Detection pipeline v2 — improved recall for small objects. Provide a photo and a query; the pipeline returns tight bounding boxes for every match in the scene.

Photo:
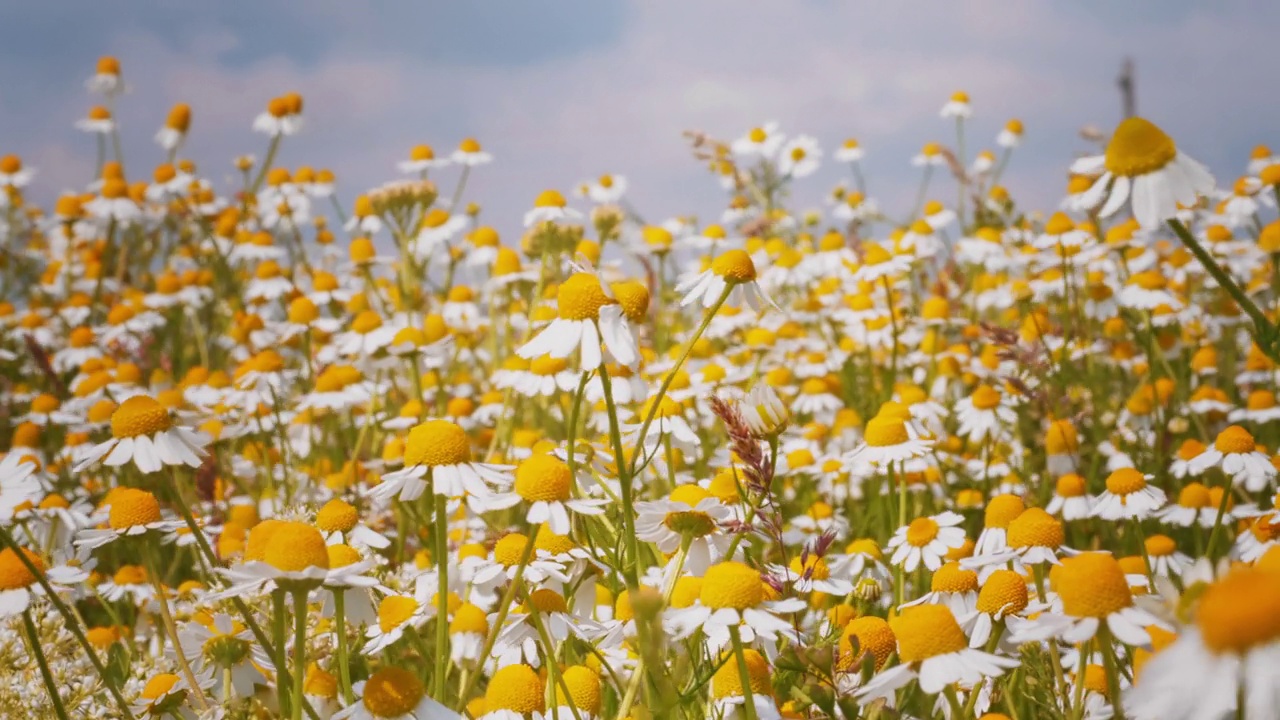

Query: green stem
[335,590,353,704]
[1168,218,1275,349]
[292,592,308,720]
[23,610,70,720]
[433,491,451,698]
[250,134,282,194]
[728,625,760,720]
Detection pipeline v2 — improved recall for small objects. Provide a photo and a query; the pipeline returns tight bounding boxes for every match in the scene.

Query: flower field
[3,58,1280,719]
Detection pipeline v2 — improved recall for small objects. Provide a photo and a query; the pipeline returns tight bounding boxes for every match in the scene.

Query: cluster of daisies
[3,59,1280,720]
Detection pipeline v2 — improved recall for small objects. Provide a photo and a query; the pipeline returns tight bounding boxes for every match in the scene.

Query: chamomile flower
[677,249,776,311]
[1074,117,1215,229]
[888,512,967,572]
[517,272,638,371]
[482,453,607,535]
[334,666,458,719]
[372,420,512,508]
[74,395,207,474]
[1092,468,1167,520]
[1011,552,1165,647]
[1126,567,1280,720]
[1189,425,1277,492]
[856,603,1017,703]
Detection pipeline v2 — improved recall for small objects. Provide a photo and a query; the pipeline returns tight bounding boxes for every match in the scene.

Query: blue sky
[0,1,1274,236]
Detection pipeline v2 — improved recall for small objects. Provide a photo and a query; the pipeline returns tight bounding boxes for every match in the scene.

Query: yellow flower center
[1007,508,1064,549]
[315,499,358,533]
[671,576,703,608]
[351,310,383,335]
[984,494,1025,529]
[976,570,1029,615]
[1045,420,1079,455]
[362,667,425,718]
[493,533,529,567]
[1177,483,1211,509]
[1105,468,1147,496]
[514,454,572,502]
[288,297,319,324]
[610,280,650,322]
[710,249,758,282]
[838,616,896,672]
[534,189,566,209]
[1215,425,1257,455]
[905,517,939,547]
[891,604,968,661]
[864,416,909,447]
[485,664,545,713]
[327,544,361,568]
[712,648,773,699]
[459,138,482,153]
[970,384,1002,410]
[529,355,569,376]
[403,419,471,467]
[1196,568,1280,654]
[1144,534,1177,557]
[141,674,180,701]
[69,326,95,348]
[789,555,831,581]
[556,272,613,321]
[1104,117,1178,177]
[554,666,601,713]
[110,395,172,439]
[748,127,768,143]
[262,522,330,573]
[1054,553,1132,618]
[108,488,162,530]
[378,595,420,633]
[450,603,488,635]
[862,244,893,266]
[1055,473,1087,498]
[0,548,42,590]
[700,561,765,610]
[304,665,338,700]
[931,561,978,593]
[524,588,568,614]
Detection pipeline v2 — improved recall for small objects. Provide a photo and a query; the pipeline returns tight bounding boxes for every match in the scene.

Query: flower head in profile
[677,249,776,311]
[74,395,207,474]
[1074,116,1215,229]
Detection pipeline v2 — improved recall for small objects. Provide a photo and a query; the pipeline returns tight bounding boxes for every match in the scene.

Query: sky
[0,1,1274,237]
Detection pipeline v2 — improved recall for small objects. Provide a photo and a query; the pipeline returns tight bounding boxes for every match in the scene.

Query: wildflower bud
[854,576,882,603]
[742,384,789,437]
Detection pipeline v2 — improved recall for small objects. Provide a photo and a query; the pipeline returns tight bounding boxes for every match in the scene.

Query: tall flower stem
[728,625,760,720]
[1168,218,1276,354]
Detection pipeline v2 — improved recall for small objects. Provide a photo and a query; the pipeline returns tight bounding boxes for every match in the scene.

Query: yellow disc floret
[514,454,572,503]
[111,395,172,439]
[108,487,162,530]
[1054,553,1132,618]
[362,666,425,718]
[485,664,545,713]
[700,561,765,610]
[403,420,471,467]
[1104,117,1177,177]
[891,604,968,661]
